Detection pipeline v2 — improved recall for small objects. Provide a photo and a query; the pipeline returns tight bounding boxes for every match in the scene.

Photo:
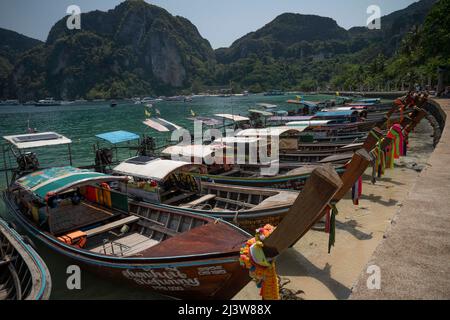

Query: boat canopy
[214,114,250,122]
[248,109,273,116]
[161,144,227,159]
[299,101,318,108]
[348,102,376,106]
[287,100,318,108]
[213,136,263,145]
[268,116,315,122]
[315,110,359,118]
[272,110,289,116]
[188,117,222,126]
[3,132,72,149]
[286,120,333,127]
[236,126,307,137]
[15,166,127,200]
[95,131,140,144]
[143,118,182,132]
[113,158,204,181]
[257,103,278,109]
[356,98,381,104]
[321,106,367,112]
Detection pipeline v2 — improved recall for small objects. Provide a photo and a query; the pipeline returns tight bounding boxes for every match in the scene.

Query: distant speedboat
[264,90,285,96]
[164,95,186,102]
[35,98,61,107]
[0,100,20,106]
[110,101,118,108]
[140,97,162,104]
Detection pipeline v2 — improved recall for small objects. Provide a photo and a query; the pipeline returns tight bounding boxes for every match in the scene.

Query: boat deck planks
[180,194,216,208]
[50,202,116,235]
[89,233,159,256]
[138,222,249,258]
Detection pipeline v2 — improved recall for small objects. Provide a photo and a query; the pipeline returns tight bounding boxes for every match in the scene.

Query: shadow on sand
[336,220,373,240]
[276,249,352,299]
[359,194,398,206]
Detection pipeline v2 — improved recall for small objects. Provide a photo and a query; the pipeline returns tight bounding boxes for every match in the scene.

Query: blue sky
[0,0,419,48]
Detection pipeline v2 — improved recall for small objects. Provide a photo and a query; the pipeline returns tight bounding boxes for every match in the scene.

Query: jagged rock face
[216,0,438,64]
[1,0,440,99]
[216,13,349,63]
[147,30,186,87]
[10,0,215,99]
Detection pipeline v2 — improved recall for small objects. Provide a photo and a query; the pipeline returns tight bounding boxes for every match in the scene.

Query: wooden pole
[263,165,342,258]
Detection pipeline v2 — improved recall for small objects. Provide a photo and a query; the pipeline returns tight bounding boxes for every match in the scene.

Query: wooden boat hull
[147,198,292,233]
[0,218,52,300]
[196,167,346,190]
[2,192,251,300]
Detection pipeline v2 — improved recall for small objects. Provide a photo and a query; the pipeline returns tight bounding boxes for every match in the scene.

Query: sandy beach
[235,120,434,300]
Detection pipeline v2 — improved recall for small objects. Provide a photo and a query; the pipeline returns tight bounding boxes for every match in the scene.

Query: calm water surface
[0,93,337,299]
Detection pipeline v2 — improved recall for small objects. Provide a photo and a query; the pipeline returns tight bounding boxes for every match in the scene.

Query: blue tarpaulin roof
[16,166,126,200]
[96,131,140,144]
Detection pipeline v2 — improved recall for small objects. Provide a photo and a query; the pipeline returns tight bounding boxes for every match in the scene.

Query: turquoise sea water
[0,93,338,299]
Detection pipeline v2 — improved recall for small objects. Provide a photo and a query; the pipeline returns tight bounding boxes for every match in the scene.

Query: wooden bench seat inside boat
[89,232,159,256]
[163,192,196,205]
[84,216,140,238]
[180,194,216,208]
[50,202,116,236]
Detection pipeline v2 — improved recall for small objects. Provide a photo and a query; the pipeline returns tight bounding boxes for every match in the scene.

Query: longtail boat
[192,150,372,232]
[111,147,373,233]
[192,128,382,190]
[0,218,52,300]
[2,163,342,299]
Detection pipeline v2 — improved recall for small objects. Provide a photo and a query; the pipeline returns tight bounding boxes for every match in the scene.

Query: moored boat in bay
[2,160,342,299]
[0,218,52,300]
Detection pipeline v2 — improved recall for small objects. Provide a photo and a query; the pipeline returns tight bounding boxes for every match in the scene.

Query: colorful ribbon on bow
[325,202,339,254]
[352,176,363,205]
[239,224,280,300]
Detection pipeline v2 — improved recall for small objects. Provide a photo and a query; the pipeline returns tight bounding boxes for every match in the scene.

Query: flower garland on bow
[239,224,280,300]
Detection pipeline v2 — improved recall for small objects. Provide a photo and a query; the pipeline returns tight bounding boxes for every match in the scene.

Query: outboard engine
[95,148,113,173]
[138,136,156,157]
[16,152,39,173]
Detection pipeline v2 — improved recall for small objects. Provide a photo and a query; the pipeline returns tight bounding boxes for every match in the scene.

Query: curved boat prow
[363,127,383,152]
[0,218,52,300]
[334,149,372,201]
[262,166,343,258]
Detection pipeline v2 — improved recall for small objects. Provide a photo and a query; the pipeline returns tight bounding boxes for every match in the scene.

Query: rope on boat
[278,277,305,300]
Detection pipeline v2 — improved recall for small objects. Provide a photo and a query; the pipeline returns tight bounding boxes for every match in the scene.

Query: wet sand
[235,120,434,300]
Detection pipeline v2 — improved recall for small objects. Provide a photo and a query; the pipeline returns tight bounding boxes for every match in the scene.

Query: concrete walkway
[350,99,450,300]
